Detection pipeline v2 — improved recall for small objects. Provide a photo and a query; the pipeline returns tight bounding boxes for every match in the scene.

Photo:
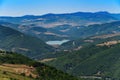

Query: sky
[0,0,120,16]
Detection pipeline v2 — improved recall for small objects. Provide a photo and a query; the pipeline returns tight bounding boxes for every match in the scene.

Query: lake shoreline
[46,40,69,45]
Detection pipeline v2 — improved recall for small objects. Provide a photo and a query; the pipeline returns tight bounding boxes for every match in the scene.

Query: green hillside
[0,50,80,80]
[46,43,120,79]
[0,25,54,58]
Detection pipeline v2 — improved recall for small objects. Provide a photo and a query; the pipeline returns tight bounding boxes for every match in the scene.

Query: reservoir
[46,40,69,45]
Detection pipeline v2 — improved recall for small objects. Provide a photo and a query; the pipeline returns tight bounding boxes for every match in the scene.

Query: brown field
[0,64,38,79]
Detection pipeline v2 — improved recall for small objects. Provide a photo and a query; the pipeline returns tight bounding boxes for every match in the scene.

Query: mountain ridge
[0,11,119,17]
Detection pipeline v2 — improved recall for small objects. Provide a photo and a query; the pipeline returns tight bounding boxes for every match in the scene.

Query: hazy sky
[0,0,120,16]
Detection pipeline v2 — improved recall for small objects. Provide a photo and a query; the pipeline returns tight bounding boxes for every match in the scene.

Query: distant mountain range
[0,11,120,41]
[0,11,119,26]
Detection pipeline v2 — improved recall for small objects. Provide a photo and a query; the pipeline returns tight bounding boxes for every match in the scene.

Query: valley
[0,11,120,80]
[1,0,120,79]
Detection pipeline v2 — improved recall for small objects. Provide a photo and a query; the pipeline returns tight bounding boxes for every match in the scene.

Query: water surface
[46,40,69,45]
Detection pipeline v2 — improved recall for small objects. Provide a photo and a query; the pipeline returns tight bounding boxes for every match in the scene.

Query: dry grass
[40,58,56,63]
[97,40,120,46]
[0,64,38,79]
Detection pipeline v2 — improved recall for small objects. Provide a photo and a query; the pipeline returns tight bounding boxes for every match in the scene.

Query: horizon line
[0,11,120,17]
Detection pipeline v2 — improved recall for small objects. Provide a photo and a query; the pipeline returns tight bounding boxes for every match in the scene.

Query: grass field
[0,64,38,80]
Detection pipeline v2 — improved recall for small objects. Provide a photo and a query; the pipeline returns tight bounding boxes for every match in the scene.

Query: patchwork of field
[0,64,38,80]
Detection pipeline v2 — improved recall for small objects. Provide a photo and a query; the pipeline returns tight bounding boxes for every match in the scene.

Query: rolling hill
[0,25,55,59]
[46,42,120,79]
[59,21,120,50]
[0,11,120,41]
[0,50,80,80]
